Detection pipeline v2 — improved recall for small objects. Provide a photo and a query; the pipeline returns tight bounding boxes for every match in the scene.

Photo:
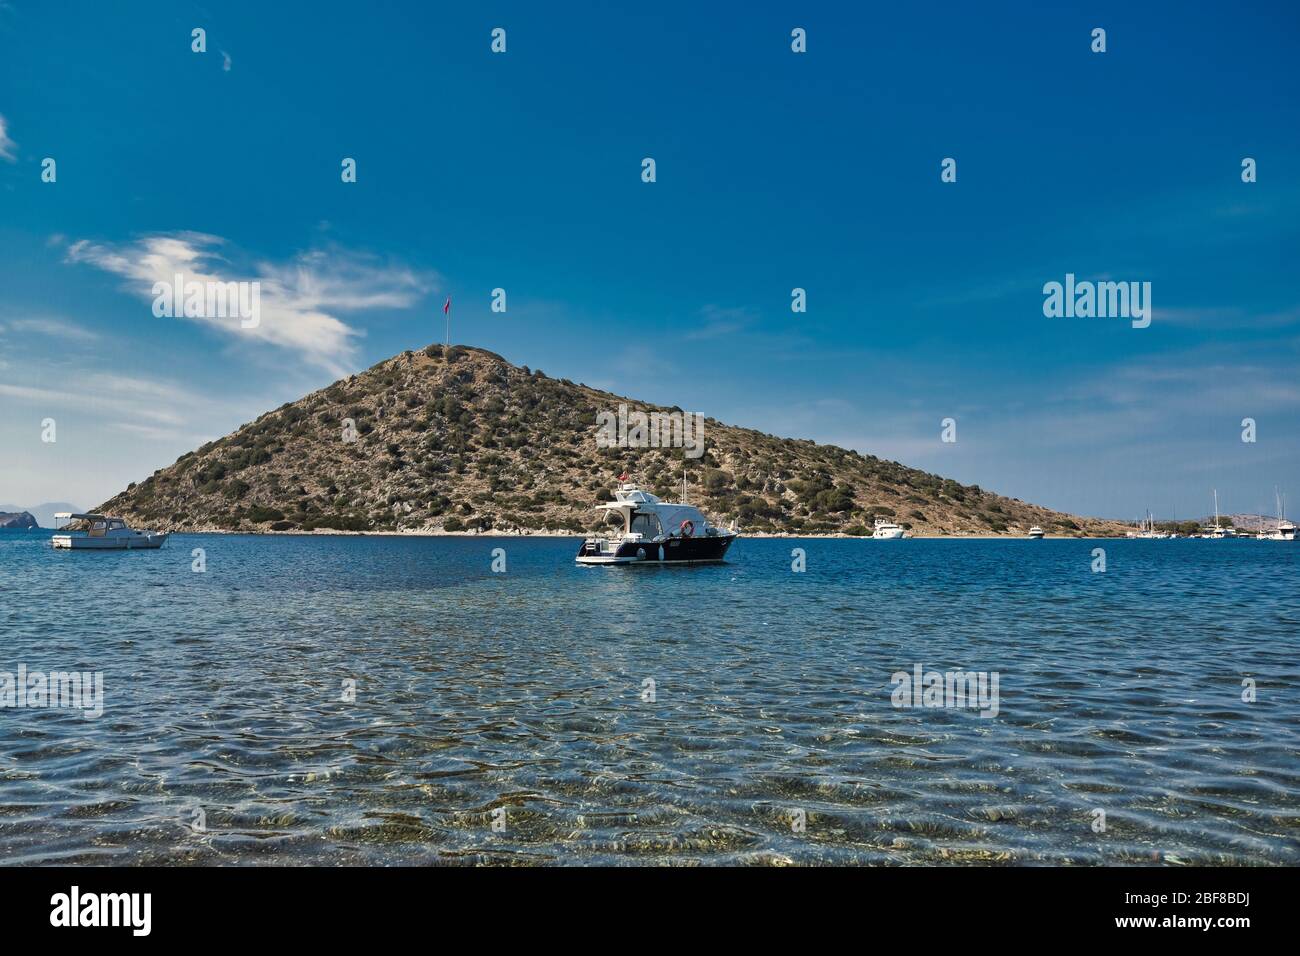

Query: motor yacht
[871,518,906,540]
[576,483,737,565]
[1260,490,1296,541]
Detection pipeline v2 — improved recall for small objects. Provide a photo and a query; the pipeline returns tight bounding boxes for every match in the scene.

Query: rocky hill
[98,345,1128,537]
[0,502,80,529]
[0,511,38,529]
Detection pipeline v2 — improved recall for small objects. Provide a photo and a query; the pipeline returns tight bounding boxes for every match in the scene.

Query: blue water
[1,530,1298,865]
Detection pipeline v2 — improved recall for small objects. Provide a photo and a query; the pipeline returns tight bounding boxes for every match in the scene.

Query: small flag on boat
[618,472,629,482]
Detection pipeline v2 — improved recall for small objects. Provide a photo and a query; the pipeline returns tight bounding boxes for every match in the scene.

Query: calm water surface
[2,532,1298,865]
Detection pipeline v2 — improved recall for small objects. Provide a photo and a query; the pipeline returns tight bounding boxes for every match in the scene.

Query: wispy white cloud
[0,316,101,343]
[0,364,282,506]
[0,113,16,162]
[64,232,433,374]
[679,302,817,356]
[0,373,201,429]
[685,305,755,341]
[221,50,232,72]
[1152,304,1300,331]
[1059,352,1300,415]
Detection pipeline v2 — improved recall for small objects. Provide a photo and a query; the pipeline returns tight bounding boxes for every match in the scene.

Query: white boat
[1027,526,1045,539]
[576,482,737,565]
[1266,522,1296,541]
[1200,489,1228,538]
[1259,489,1296,541]
[51,512,168,550]
[872,518,906,539]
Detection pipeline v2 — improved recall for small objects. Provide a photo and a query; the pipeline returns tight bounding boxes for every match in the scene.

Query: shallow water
[1,531,1298,865]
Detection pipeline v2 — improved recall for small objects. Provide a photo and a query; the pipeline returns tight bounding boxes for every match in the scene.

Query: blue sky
[2,0,1298,520]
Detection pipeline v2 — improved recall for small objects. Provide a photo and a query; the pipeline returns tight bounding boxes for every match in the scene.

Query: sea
[1,530,1297,865]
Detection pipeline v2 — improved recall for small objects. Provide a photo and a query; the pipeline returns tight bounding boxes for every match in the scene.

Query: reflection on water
[1,531,1298,865]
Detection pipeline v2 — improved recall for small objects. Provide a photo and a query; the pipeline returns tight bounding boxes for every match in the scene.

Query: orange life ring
[680,520,694,538]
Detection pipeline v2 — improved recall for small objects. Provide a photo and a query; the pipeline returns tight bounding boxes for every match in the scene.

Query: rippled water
[1,530,1298,865]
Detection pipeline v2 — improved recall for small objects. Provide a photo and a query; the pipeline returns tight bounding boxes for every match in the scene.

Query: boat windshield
[630,512,662,537]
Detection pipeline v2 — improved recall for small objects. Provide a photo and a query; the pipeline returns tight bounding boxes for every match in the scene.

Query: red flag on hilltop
[443,296,451,315]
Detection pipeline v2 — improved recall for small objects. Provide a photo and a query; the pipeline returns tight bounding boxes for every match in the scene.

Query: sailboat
[1128,510,1165,539]
[1201,490,1227,539]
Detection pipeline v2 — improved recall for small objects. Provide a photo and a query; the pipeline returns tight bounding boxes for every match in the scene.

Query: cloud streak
[0,372,211,430]
[0,113,16,162]
[0,316,101,343]
[65,233,433,374]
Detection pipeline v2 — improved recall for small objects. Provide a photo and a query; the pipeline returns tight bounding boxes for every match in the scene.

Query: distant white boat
[1129,510,1166,538]
[1263,523,1295,541]
[1259,489,1296,541]
[51,513,168,550]
[872,518,905,539]
[1027,526,1045,539]
[1200,489,1229,538]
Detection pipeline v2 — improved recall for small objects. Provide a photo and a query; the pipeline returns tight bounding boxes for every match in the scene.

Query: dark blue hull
[576,533,737,564]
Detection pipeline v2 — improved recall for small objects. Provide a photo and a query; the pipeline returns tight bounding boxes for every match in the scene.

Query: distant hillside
[1147,513,1288,535]
[98,345,1129,537]
[0,511,38,529]
[1224,513,1287,532]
